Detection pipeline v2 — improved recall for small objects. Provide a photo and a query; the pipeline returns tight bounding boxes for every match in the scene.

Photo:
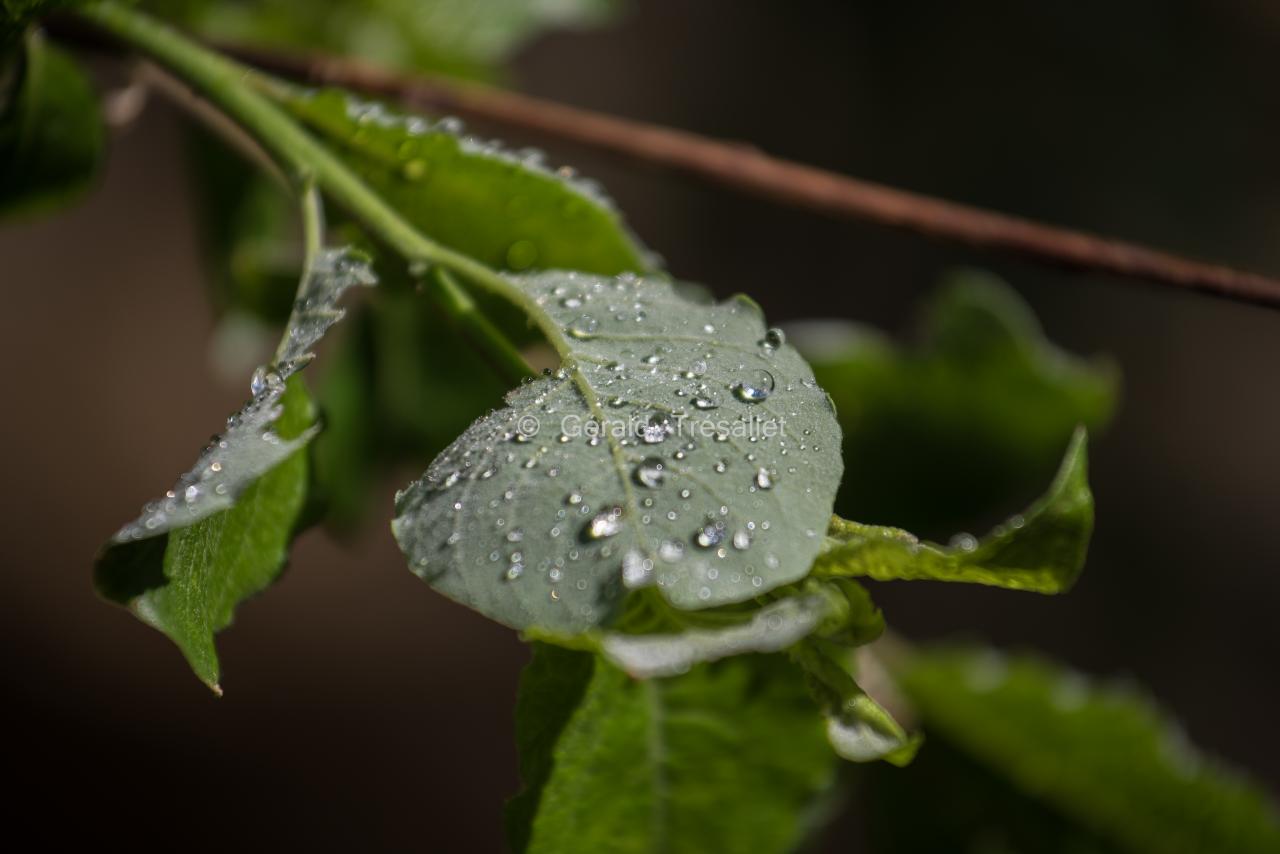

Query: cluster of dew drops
[409,272,833,613]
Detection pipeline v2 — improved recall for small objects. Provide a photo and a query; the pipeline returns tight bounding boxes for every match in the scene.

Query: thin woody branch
[51,13,1280,311]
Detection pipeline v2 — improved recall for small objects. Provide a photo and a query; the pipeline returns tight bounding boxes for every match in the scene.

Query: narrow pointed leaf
[890,647,1280,854]
[508,647,837,854]
[95,244,375,688]
[392,271,843,633]
[816,426,1092,593]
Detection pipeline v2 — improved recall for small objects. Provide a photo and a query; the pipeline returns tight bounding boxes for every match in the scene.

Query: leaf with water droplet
[94,240,375,690]
[506,644,837,854]
[789,270,1116,533]
[792,639,920,766]
[392,271,843,633]
[816,427,1092,593]
[270,87,652,275]
[880,646,1280,853]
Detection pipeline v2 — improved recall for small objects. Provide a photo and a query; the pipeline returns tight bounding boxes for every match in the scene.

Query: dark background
[3,0,1278,849]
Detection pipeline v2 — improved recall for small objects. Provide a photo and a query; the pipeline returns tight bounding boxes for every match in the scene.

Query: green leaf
[889,647,1280,854]
[156,0,619,78]
[95,376,313,692]
[1,1,75,47]
[273,87,651,276]
[815,426,1092,593]
[392,272,844,633]
[0,32,103,218]
[508,647,837,854]
[790,271,1115,532]
[95,237,376,689]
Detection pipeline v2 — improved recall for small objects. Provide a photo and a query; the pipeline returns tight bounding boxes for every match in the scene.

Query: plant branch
[217,44,1280,311]
[73,3,545,370]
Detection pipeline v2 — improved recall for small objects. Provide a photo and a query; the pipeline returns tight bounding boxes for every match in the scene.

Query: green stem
[428,268,534,386]
[75,2,559,361]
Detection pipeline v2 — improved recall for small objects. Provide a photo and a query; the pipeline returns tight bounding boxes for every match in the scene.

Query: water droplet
[633,457,666,488]
[505,562,524,581]
[659,540,685,562]
[560,296,583,309]
[695,520,726,548]
[401,159,428,181]
[622,550,654,588]
[249,367,282,397]
[506,240,539,271]
[732,369,775,403]
[732,529,752,550]
[568,315,599,338]
[641,413,671,444]
[692,395,718,410]
[761,328,786,351]
[566,492,583,506]
[949,532,978,552]
[585,507,623,539]
[754,468,773,490]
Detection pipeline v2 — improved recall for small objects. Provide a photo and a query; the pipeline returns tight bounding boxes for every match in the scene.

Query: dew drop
[568,315,599,338]
[761,328,786,351]
[585,507,623,539]
[622,549,654,589]
[695,520,726,548]
[633,457,666,488]
[754,468,773,490]
[732,369,775,403]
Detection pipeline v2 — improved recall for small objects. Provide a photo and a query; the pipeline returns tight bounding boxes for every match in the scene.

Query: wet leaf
[792,639,920,765]
[790,271,1115,533]
[888,647,1280,854]
[274,87,651,276]
[392,271,843,633]
[816,426,1092,593]
[0,33,103,218]
[95,243,375,690]
[507,645,836,854]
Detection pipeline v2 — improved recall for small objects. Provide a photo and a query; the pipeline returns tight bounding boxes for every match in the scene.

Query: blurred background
[3,0,1278,849]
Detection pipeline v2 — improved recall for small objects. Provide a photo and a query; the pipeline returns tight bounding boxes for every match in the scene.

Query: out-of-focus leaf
[816,426,1092,593]
[789,271,1115,533]
[1,1,75,47]
[95,242,375,690]
[153,0,618,79]
[507,645,836,854]
[273,87,651,276]
[886,647,1280,854]
[392,271,843,633]
[0,33,103,218]
[185,130,299,322]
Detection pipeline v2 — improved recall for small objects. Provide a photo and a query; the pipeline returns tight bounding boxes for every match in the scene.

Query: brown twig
[216,45,1280,311]
[47,9,1280,311]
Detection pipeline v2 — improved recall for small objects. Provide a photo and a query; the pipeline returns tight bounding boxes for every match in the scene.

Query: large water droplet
[585,507,623,539]
[506,240,539,271]
[640,413,671,444]
[568,315,599,338]
[754,468,774,490]
[695,520,726,548]
[732,369,775,403]
[633,457,666,488]
[761,328,786,351]
[250,367,283,397]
